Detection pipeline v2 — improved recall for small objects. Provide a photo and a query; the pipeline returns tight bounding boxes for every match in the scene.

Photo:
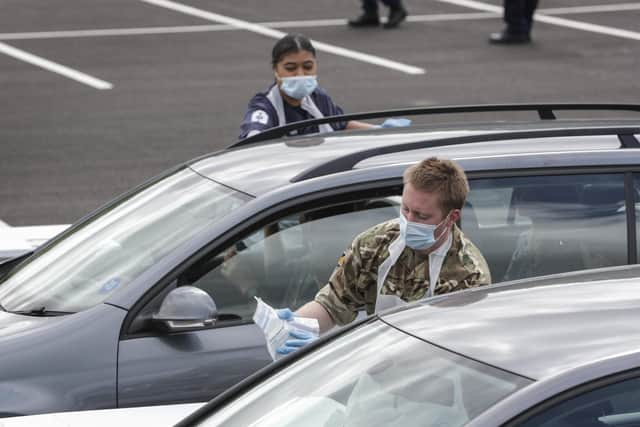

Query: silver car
[177,264,640,427]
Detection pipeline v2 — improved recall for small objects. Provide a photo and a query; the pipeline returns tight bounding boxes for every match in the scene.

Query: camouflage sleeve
[438,240,492,294]
[465,244,492,287]
[314,237,370,326]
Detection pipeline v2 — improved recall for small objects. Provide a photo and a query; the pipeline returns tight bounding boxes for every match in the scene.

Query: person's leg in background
[381,0,408,29]
[524,0,539,36]
[489,0,536,44]
[348,0,382,27]
[348,0,408,29]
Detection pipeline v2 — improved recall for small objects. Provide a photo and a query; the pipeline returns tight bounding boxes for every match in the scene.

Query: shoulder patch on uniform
[337,253,346,266]
[251,110,269,124]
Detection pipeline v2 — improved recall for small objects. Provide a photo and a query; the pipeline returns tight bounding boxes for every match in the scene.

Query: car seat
[504,184,588,280]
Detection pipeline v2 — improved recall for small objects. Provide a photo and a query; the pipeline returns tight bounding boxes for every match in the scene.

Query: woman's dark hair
[271,33,316,67]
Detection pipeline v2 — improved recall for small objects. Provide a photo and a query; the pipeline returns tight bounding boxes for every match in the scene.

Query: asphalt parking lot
[1,0,639,225]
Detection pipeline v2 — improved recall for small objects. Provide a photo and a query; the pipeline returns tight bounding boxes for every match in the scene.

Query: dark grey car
[0,104,639,416]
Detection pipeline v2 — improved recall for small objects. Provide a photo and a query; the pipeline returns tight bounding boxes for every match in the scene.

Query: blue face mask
[399,213,450,250]
[279,75,318,100]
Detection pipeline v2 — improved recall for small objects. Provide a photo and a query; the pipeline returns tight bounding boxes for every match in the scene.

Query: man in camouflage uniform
[313,218,490,326]
[281,157,491,347]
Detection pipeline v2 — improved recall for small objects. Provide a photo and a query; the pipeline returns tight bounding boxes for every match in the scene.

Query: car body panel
[118,323,269,407]
[0,304,123,416]
[192,122,640,195]
[381,275,640,380]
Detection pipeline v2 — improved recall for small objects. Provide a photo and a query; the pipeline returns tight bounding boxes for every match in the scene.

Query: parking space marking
[1,3,637,45]
[1,4,638,41]
[436,0,640,41]
[0,42,113,89]
[138,0,425,75]
[542,3,640,15]
[0,25,237,40]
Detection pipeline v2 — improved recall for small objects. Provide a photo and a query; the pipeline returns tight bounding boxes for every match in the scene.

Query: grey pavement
[1,0,639,225]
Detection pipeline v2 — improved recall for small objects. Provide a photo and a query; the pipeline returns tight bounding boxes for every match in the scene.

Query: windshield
[198,320,531,427]
[0,167,250,314]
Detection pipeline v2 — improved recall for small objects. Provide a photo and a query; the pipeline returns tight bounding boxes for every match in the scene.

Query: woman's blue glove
[380,118,412,128]
[275,308,317,355]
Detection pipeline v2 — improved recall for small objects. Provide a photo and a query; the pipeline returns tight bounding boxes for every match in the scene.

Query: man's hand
[275,308,317,355]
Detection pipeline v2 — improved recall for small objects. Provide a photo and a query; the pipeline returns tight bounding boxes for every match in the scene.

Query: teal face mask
[279,75,318,100]
[399,212,450,250]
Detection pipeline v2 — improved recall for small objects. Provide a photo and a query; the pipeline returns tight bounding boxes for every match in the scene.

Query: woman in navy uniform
[239,34,379,140]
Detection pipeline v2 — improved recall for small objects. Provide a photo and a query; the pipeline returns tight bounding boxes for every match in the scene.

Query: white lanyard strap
[266,85,334,134]
[377,231,406,296]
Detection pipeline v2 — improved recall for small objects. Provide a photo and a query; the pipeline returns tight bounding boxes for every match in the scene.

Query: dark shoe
[348,13,380,27]
[383,7,408,29]
[488,31,531,44]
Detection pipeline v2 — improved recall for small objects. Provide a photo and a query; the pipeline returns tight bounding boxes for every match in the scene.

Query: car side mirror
[152,286,218,333]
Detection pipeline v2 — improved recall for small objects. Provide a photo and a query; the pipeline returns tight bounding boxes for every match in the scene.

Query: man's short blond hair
[403,157,469,213]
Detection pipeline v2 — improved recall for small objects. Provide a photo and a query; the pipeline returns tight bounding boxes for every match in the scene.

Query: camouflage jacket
[315,220,491,325]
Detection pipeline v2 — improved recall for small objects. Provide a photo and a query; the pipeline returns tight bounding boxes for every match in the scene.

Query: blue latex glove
[276,329,316,355]
[276,308,294,321]
[275,308,316,355]
[380,117,412,128]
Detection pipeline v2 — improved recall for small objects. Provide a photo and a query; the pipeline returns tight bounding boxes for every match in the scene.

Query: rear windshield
[198,320,531,427]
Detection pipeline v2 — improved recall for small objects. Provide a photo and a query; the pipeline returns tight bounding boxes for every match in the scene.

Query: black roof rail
[230,103,640,148]
[290,126,640,183]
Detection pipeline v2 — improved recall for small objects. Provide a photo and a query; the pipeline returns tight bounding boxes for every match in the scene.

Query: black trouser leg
[525,0,539,32]
[504,0,536,35]
[362,0,380,15]
[381,0,403,10]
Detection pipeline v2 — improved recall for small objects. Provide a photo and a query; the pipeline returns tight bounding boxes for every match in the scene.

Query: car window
[197,320,530,427]
[0,168,250,314]
[464,174,627,283]
[515,375,640,427]
[179,197,401,324]
[633,174,640,255]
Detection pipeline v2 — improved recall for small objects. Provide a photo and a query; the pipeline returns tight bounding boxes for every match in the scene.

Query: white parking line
[0,25,237,40]
[138,0,425,75]
[1,4,638,41]
[541,3,640,15]
[0,42,113,89]
[435,0,640,41]
[0,3,638,44]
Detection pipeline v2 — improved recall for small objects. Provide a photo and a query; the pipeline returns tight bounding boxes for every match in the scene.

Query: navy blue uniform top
[239,84,348,140]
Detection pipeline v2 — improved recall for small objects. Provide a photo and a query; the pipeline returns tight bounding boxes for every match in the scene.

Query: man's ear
[450,209,461,224]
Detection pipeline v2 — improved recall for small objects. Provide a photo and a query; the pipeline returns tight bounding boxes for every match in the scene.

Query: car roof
[191,119,640,195]
[381,265,640,381]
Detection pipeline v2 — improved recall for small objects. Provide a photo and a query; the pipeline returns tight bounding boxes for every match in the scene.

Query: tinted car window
[198,320,530,427]
[464,174,627,282]
[517,375,640,427]
[181,198,400,323]
[0,168,250,313]
[634,174,640,255]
